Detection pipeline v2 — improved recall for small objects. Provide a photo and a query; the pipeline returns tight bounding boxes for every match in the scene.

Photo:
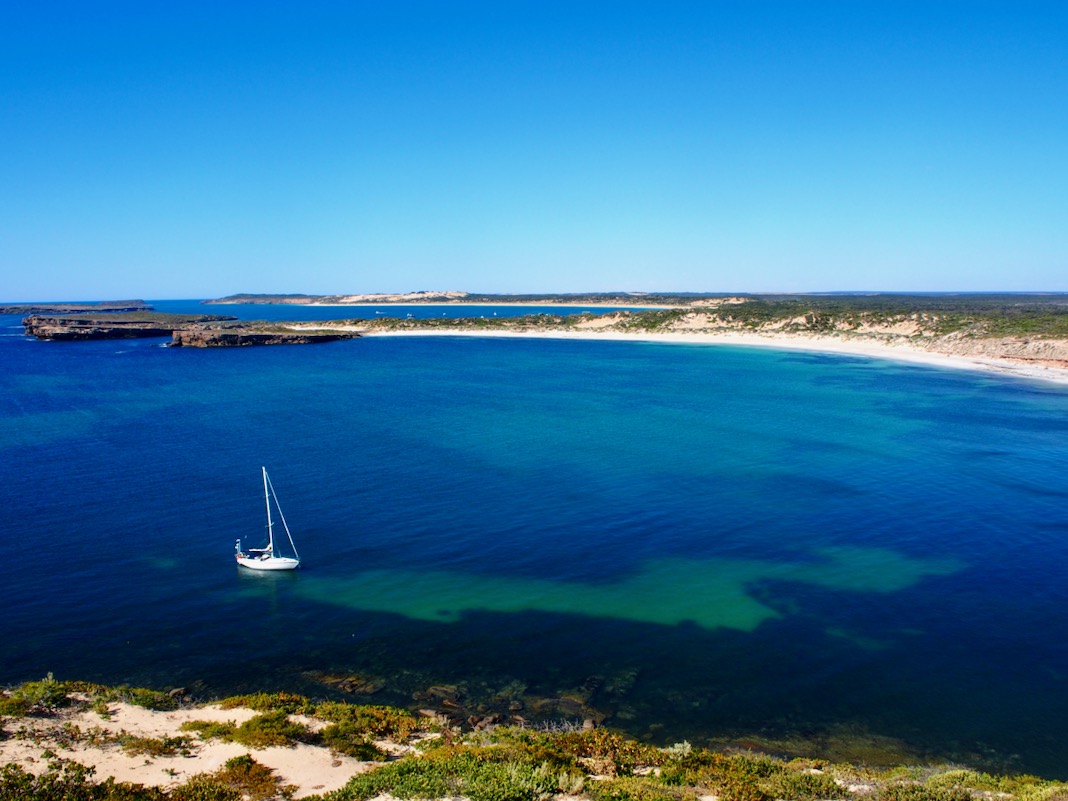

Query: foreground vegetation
[3,678,1068,801]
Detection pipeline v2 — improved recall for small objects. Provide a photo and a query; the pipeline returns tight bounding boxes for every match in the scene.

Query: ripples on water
[2,307,1068,776]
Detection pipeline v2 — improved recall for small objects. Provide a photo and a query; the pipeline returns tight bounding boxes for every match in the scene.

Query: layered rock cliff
[171,327,359,347]
[22,314,234,340]
[22,314,359,346]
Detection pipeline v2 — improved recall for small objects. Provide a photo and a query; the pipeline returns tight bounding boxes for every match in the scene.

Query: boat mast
[264,469,300,562]
[262,466,275,556]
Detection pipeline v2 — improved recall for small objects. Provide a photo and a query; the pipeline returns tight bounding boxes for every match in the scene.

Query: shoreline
[363,328,1068,387]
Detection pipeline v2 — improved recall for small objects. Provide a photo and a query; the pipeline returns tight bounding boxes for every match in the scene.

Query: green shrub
[206,754,296,801]
[11,674,72,712]
[587,775,698,801]
[1015,786,1068,801]
[878,785,973,801]
[554,729,662,776]
[661,751,844,801]
[318,721,389,760]
[313,702,422,741]
[169,774,243,801]
[325,745,582,801]
[181,720,238,741]
[118,733,197,757]
[181,712,313,749]
[117,686,179,712]
[229,711,316,749]
[765,769,847,801]
[219,692,312,715]
[0,695,31,718]
[91,698,112,718]
[0,760,166,801]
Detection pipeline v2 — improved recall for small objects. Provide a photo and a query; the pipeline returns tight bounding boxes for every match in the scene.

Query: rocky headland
[22,313,236,341]
[171,324,359,347]
[1,300,153,315]
[21,314,360,346]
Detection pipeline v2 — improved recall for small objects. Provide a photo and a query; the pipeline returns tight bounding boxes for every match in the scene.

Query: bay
[1,307,1067,776]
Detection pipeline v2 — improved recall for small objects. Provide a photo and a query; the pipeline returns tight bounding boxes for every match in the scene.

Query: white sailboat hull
[236,554,300,571]
[235,467,302,571]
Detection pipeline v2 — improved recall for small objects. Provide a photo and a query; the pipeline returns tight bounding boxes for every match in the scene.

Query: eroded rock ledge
[22,314,360,346]
[23,314,235,341]
[171,326,359,347]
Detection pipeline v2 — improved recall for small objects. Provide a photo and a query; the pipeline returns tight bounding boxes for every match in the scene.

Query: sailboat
[235,467,301,571]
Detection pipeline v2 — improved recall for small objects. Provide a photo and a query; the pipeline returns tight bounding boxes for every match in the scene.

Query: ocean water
[2,307,1068,776]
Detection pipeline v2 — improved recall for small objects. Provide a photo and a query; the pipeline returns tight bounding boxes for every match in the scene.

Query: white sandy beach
[360,328,1068,387]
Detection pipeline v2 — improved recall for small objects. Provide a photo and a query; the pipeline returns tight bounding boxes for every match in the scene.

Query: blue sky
[2,1,1066,300]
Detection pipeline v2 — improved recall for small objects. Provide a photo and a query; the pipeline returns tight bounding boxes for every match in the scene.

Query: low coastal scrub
[311,727,1068,801]
[218,692,313,715]
[314,702,422,741]
[181,711,316,749]
[4,674,74,714]
[117,733,196,758]
[202,754,297,801]
[320,743,585,801]
[5,679,1068,801]
[0,675,179,719]
[184,697,423,758]
[0,756,293,801]
[314,703,419,760]
[4,728,1068,801]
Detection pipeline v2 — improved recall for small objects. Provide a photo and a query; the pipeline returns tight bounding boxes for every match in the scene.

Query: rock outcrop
[22,313,361,346]
[22,314,234,340]
[171,327,359,347]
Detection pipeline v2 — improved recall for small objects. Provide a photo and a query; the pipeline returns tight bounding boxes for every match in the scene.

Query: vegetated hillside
[357,298,1068,340]
[203,293,1068,338]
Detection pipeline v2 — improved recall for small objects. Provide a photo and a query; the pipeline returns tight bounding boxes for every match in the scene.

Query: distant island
[203,290,705,307]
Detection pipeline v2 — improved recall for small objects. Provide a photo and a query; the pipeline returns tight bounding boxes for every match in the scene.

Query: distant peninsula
[202,290,697,307]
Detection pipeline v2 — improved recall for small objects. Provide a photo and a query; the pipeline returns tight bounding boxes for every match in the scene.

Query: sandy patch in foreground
[0,702,377,798]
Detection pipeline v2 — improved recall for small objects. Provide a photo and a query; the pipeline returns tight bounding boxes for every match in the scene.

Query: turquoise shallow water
[2,306,1068,775]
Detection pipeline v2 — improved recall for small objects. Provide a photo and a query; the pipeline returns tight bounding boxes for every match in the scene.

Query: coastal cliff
[22,313,235,341]
[21,314,358,346]
[171,326,359,347]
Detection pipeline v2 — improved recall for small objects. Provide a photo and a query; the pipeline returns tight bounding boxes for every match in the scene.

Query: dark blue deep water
[2,304,1068,776]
